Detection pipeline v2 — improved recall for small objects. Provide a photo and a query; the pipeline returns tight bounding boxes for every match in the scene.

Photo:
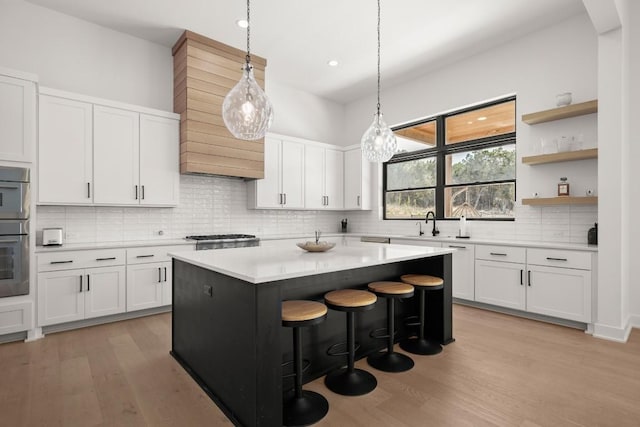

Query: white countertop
[169,240,455,284]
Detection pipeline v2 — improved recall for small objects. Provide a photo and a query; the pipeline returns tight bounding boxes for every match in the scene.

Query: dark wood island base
[171,252,453,426]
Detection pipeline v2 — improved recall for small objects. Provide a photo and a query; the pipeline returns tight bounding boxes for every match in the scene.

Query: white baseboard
[593,321,633,342]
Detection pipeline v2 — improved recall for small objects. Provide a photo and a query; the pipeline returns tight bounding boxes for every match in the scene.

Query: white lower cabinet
[38,266,126,326]
[475,245,592,323]
[126,262,171,311]
[444,243,475,301]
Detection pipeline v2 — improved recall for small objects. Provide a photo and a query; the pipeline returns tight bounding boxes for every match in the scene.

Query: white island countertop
[169,240,455,284]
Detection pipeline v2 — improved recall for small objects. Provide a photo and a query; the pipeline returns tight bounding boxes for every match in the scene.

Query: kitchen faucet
[415,222,424,236]
[425,211,439,236]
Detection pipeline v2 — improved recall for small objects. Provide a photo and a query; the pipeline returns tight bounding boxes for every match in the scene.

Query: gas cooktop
[186,234,260,250]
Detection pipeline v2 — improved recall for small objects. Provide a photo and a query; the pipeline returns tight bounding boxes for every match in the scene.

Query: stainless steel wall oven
[0,166,30,297]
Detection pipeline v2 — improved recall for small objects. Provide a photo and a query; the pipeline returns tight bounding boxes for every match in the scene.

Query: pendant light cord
[246,0,251,64]
[376,0,381,115]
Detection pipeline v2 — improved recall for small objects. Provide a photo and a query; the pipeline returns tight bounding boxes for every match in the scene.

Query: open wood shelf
[522,100,598,125]
[522,196,598,206]
[522,148,598,165]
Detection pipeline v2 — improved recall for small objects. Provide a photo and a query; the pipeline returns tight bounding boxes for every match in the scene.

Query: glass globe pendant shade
[361,112,397,162]
[222,63,273,140]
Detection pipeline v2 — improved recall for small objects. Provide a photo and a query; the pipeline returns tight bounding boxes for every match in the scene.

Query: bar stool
[324,289,377,396]
[282,300,329,426]
[367,281,415,372]
[399,274,444,355]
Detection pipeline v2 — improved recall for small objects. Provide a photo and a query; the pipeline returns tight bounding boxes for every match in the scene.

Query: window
[383,98,516,220]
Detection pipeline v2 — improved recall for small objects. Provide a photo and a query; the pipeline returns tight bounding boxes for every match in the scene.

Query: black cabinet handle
[136,254,154,258]
[158,267,162,283]
[87,274,90,291]
[135,185,138,200]
[87,182,91,198]
[79,275,83,292]
[520,269,523,285]
[528,270,532,286]
[164,267,167,282]
[51,260,73,264]
[357,195,360,206]
[490,252,507,256]
[96,257,116,261]
[141,185,145,200]
[546,257,568,262]
[449,245,467,249]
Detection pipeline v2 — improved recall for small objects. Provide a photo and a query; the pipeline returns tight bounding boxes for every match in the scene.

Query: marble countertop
[169,240,455,284]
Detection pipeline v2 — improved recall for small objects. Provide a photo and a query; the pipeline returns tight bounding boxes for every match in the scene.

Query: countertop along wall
[342,13,599,245]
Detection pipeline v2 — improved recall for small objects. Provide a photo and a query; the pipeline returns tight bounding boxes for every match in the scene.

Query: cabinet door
[526,265,591,322]
[324,149,344,209]
[84,266,126,319]
[255,137,282,208]
[0,74,35,162]
[126,263,163,311]
[281,140,305,208]
[344,148,371,210]
[304,145,325,209]
[38,95,93,204]
[445,243,475,300]
[93,106,140,205]
[475,260,525,310]
[139,114,179,206]
[37,270,85,326]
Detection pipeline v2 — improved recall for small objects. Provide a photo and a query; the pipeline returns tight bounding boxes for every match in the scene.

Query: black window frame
[383,96,517,221]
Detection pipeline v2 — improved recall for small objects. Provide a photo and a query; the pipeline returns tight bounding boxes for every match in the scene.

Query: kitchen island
[169,239,454,427]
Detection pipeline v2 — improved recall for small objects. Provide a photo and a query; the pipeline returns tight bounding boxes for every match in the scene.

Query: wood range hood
[172,30,267,179]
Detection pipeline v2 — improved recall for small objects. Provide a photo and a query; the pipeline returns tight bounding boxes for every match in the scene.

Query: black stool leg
[325,312,377,396]
[283,326,328,426]
[367,297,414,372]
[400,289,442,355]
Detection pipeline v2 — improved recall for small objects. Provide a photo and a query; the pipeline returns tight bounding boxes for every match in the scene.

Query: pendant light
[361,0,397,163]
[222,0,273,140]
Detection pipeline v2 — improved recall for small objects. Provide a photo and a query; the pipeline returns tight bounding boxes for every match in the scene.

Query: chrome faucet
[415,222,424,236]
[426,211,439,236]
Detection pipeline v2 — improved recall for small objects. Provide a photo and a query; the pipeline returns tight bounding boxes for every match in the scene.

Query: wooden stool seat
[282,300,328,323]
[325,289,377,309]
[401,274,444,289]
[368,281,414,296]
[400,274,444,356]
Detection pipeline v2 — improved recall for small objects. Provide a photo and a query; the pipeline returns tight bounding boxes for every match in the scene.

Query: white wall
[343,13,598,243]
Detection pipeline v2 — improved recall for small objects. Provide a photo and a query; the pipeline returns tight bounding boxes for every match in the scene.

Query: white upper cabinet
[0,72,36,163]
[248,136,305,209]
[38,95,93,204]
[37,88,179,206]
[344,148,371,210]
[93,106,140,205]
[304,146,343,210]
[139,114,180,206]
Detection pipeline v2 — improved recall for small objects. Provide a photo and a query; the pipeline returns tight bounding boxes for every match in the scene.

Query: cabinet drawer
[127,244,195,264]
[475,245,525,263]
[527,248,591,270]
[38,249,125,272]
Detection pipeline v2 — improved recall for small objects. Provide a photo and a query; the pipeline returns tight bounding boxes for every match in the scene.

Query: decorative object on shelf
[588,223,598,245]
[341,218,348,233]
[557,177,570,196]
[557,136,571,152]
[222,0,273,140]
[556,92,572,107]
[586,188,594,196]
[532,192,540,198]
[361,0,397,163]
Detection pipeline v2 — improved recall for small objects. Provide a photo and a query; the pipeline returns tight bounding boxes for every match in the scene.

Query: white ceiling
[25,0,587,104]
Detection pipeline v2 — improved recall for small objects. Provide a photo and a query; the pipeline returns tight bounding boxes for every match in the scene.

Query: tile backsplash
[36,175,597,245]
[36,175,343,244]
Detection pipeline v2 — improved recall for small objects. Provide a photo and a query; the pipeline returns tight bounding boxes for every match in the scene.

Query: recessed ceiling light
[477,116,487,121]
[236,19,248,28]
[327,60,339,67]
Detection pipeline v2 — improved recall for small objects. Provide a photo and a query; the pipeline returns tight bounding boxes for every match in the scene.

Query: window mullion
[436,116,445,218]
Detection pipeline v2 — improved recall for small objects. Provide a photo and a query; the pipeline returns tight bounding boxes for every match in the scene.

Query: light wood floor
[1,305,639,427]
